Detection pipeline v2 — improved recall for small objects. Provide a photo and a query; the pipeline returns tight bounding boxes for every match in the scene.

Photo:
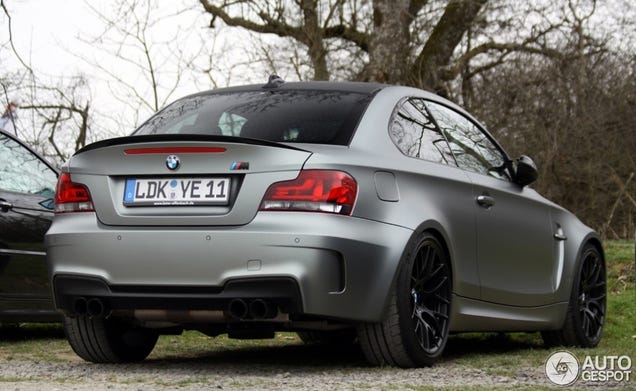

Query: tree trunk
[411,0,487,92]
[365,0,412,83]
[300,0,329,80]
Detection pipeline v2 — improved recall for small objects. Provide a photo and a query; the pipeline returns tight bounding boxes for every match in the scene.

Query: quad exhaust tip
[227,298,278,320]
[228,298,249,320]
[72,297,107,318]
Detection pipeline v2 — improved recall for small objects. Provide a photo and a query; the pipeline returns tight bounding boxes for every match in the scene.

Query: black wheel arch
[380,220,455,320]
[410,221,454,284]
[585,236,605,263]
[570,233,605,296]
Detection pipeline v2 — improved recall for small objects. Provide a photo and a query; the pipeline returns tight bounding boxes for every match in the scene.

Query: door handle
[553,233,567,241]
[476,195,495,208]
[0,200,12,212]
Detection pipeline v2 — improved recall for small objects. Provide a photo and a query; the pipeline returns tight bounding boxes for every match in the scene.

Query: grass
[0,240,634,389]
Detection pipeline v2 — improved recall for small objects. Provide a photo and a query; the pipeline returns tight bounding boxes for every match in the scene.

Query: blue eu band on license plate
[123,177,230,206]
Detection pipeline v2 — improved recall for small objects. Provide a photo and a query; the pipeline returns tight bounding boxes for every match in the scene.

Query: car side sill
[449,294,568,332]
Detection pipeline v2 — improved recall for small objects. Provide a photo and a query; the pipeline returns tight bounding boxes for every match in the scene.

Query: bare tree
[20,79,92,161]
[197,0,578,93]
[75,0,209,127]
[1,72,93,163]
[1,1,93,162]
[469,1,636,238]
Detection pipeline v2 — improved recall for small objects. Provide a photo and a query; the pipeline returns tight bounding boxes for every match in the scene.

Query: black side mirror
[514,155,538,187]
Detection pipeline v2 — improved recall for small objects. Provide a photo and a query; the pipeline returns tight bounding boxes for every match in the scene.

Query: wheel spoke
[411,248,432,289]
[422,306,449,321]
[419,246,431,277]
[587,294,606,304]
[586,308,600,327]
[583,308,601,337]
[428,263,444,278]
[422,275,448,295]
[581,310,590,335]
[582,255,601,287]
[434,293,450,305]
[413,307,434,348]
[593,281,606,289]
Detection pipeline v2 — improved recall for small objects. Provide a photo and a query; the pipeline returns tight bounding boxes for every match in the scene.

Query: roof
[187,80,389,99]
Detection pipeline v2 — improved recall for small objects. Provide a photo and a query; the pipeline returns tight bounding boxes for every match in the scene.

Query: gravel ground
[0,330,628,390]
[0,359,549,390]
[3,350,628,390]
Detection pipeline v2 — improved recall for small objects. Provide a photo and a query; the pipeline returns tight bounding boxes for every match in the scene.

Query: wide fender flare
[378,220,454,319]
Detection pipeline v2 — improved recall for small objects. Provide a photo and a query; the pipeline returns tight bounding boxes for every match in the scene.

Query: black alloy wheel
[358,232,452,367]
[542,243,606,348]
[576,246,606,343]
[409,240,451,355]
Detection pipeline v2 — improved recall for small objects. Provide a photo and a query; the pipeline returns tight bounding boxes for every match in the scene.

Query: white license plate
[123,177,230,206]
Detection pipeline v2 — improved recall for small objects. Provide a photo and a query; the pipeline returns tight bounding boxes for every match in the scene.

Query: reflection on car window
[0,134,57,196]
[133,90,373,145]
[389,98,454,165]
[218,112,247,137]
[425,101,507,179]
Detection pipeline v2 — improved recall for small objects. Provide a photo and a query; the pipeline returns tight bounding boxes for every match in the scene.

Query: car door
[425,101,559,307]
[387,97,480,299]
[0,131,58,310]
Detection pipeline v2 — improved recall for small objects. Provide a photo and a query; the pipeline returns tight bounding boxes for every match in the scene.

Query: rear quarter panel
[300,85,601,308]
[299,86,482,299]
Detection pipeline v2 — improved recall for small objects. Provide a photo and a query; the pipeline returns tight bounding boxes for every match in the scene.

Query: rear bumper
[46,212,412,322]
[53,275,302,315]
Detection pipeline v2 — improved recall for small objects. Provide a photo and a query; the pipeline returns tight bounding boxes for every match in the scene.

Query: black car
[0,128,60,322]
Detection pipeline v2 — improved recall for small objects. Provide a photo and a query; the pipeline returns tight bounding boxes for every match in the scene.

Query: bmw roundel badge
[166,155,180,170]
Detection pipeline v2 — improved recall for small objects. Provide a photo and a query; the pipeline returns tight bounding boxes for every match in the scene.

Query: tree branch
[199,0,304,41]
[324,24,369,51]
[1,0,33,73]
[443,41,564,81]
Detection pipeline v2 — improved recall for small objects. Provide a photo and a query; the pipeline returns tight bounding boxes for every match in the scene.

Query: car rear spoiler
[75,134,310,155]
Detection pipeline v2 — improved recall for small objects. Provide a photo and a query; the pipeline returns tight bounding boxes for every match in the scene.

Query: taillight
[259,170,357,215]
[54,173,95,213]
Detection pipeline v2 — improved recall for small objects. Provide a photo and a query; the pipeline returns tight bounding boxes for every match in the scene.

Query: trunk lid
[69,135,312,226]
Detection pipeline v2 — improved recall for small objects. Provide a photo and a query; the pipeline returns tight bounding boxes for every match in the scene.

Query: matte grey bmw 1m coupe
[46,79,606,367]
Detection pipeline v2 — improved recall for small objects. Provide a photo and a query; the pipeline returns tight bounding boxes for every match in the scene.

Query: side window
[388,98,454,165]
[425,101,507,179]
[0,134,57,197]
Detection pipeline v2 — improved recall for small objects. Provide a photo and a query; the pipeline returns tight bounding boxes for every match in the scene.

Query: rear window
[132,90,373,145]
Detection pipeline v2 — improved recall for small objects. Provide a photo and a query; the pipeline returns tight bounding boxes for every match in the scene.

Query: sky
[8,1,102,76]
[3,0,246,146]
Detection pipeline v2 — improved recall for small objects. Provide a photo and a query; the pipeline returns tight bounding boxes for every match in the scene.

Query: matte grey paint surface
[46,84,601,331]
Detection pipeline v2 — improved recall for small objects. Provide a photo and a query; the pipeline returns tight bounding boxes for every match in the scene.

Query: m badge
[230,162,249,170]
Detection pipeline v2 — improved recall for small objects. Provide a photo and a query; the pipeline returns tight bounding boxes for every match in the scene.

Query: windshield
[133,89,373,145]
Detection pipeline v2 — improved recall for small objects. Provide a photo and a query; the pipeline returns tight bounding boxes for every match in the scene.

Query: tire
[64,315,158,363]
[542,243,606,348]
[358,232,452,367]
[297,329,357,345]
